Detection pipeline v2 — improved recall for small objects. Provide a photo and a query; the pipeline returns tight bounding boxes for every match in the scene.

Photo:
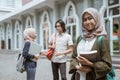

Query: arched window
[0,26,5,49]
[14,21,22,49]
[6,24,11,49]
[26,16,32,28]
[104,0,120,55]
[63,1,79,43]
[0,27,2,49]
[1,26,4,40]
[40,11,51,50]
[68,6,73,16]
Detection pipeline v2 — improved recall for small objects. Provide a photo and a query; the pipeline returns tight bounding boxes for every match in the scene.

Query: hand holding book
[77,56,93,67]
[76,65,92,73]
[77,50,98,67]
[78,50,98,62]
[34,54,40,60]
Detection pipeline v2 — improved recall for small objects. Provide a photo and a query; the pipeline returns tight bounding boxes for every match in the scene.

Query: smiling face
[83,12,96,32]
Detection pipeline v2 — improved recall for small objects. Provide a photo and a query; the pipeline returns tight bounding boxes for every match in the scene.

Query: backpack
[77,36,115,80]
[98,36,115,80]
[16,52,25,73]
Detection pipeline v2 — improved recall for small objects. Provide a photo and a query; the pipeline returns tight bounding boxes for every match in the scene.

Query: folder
[29,42,41,62]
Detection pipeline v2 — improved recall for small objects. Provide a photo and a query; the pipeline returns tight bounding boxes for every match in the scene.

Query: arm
[48,33,55,49]
[22,42,34,60]
[69,44,79,74]
[55,45,73,56]
[92,37,112,79]
[55,34,73,56]
[69,36,80,74]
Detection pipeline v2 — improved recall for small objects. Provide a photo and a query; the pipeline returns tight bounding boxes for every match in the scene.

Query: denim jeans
[26,67,36,80]
[51,62,67,80]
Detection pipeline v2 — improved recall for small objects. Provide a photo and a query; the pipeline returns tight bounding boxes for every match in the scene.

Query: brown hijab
[82,8,107,38]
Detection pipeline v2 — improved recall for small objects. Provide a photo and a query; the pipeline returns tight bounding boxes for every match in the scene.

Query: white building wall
[0,11,9,16]
[0,0,22,8]
[1,0,118,56]
[0,0,22,17]
[0,0,106,51]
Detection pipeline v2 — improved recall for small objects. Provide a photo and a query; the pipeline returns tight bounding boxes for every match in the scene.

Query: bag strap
[98,36,103,49]
[17,53,21,61]
[77,35,82,45]
[77,35,103,48]
[53,33,57,44]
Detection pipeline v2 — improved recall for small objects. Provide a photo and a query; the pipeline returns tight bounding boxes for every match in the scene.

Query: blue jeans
[24,60,37,80]
[26,67,36,80]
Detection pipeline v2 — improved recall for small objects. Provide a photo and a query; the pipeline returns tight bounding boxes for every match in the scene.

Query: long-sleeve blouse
[69,36,112,80]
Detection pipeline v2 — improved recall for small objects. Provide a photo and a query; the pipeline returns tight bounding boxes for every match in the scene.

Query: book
[79,50,98,62]
[29,42,42,62]
[79,50,97,55]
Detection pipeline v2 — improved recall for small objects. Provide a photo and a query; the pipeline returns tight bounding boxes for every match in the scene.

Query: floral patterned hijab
[23,28,36,42]
[82,8,107,39]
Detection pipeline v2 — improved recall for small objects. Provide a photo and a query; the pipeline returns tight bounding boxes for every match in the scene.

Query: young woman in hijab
[69,8,112,80]
[23,27,40,80]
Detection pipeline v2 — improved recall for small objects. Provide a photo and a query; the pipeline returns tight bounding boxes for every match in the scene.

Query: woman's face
[83,12,96,32]
[56,23,63,33]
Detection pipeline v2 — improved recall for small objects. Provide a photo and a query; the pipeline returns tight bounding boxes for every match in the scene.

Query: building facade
[22,0,33,5]
[0,0,119,56]
[0,0,22,17]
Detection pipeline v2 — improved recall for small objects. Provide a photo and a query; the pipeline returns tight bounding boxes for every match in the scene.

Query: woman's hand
[34,54,40,60]
[76,56,93,67]
[39,51,44,55]
[76,65,92,73]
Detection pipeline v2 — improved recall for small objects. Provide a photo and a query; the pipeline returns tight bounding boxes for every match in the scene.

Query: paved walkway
[0,53,72,80]
[0,52,119,80]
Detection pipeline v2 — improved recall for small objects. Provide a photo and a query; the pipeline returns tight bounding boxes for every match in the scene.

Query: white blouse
[77,37,97,54]
[77,37,97,80]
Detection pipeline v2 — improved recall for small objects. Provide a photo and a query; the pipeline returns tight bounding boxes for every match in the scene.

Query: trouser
[51,62,67,80]
[26,67,36,80]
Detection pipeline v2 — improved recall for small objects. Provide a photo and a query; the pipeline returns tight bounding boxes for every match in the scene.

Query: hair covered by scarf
[23,28,36,41]
[82,8,107,38]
